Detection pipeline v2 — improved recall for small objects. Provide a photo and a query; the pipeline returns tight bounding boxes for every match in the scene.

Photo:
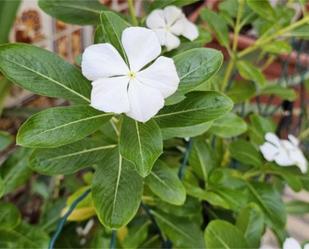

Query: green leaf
[96,11,130,60]
[226,81,256,103]
[248,114,276,146]
[236,203,264,248]
[0,0,21,43]
[247,0,276,22]
[200,8,229,47]
[120,117,163,177]
[30,138,117,175]
[209,113,248,138]
[237,61,266,87]
[0,148,32,195]
[0,177,4,198]
[92,149,143,229]
[204,220,249,249]
[122,220,150,249]
[155,91,233,128]
[161,122,212,140]
[152,210,205,249]
[0,202,21,230]
[38,0,106,25]
[286,200,309,215]
[17,106,112,148]
[247,182,286,230]
[265,163,303,192]
[263,41,292,54]
[145,160,186,205]
[189,138,216,182]
[229,139,263,167]
[258,85,297,101]
[173,48,223,95]
[149,0,200,10]
[0,76,11,115]
[0,131,13,151]
[0,222,49,248]
[0,44,91,104]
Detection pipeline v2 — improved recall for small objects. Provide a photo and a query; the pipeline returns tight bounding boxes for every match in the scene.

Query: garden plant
[0,0,309,248]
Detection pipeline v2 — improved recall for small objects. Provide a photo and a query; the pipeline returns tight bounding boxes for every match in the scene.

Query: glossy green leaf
[247,0,276,21]
[286,200,309,215]
[0,131,13,151]
[229,139,263,167]
[96,11,130,60]
[0,222,49,248]
[227,81,256,103]
[258,85,297,101]
[248,114,276,145]
[155,91,233,128]
[0,148,32,195]
[122,220,150,249]
[92,149,143,229]
[30,138,117,175]
[152,210,205,249]
[149,0,200,10]
[120,117,163,177]
[173,48,223,95]
[204,220,249,249]
[263,41,292,54]
[17,106,112,148]
[161,122,212,140]
[38,0,106,25]
[0,202,21,230]
[209,113,248,138]
[236,203,264,248]
[145,160,186,205]
[200,8,229,47]
[237,61,266,87]
[189,138,216,182]
[0,0,21,43]
[247,182,286,230]
[0,44,91,104]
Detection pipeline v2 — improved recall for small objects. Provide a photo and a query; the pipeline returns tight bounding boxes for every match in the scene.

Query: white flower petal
[265,132,281,146]
[163,6,182,26]
[180,17,199,41]
[170,17,184,36]
[165,32,181,51]
[274,147,295,166]
[260,142,279,161]
[304,243,309,249]
[146,9,165,29]
[153,29,168,46]
[81,44,128,81]
[289,148,308,173]
[122,27,161,72]
[126,79,164,122]
[137,56,179,98]
[288,134,299,146]
[91,76,130,114]
[283,238,301,249]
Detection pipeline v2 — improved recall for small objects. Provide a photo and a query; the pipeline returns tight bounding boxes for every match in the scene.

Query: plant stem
[221,0,244,91]
[48,189,91,249]
[110,230,117,249]
[239,16,309,58]
[128,0,138,26]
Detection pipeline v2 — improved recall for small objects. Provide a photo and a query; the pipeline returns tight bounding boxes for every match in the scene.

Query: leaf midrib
[5,58,90,103]
[135,121,145,167]
[43,144,117,162]
[208,227,231,249]
[28,113,110,140]
[111,153,122,221]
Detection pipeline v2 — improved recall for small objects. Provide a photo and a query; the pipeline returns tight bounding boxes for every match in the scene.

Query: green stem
[239,16,309,58]
[221,59,235,91]
[128,0,138,26]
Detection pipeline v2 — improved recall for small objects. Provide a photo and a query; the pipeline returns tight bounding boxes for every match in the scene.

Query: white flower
[283,237,309,249]
[260,132,308,174]
[81,27,180,123]
[146,5,199,51]
[260,238,309,249]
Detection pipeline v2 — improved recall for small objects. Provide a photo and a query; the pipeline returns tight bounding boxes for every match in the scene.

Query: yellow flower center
[128,71,136,79]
